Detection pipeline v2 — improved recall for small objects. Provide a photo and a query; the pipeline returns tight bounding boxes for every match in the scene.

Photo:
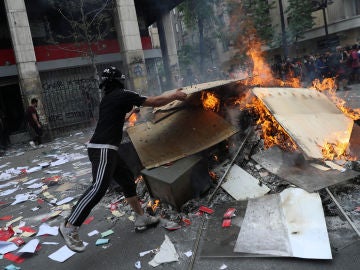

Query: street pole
[278,0,288,59]
[321,1,329,48]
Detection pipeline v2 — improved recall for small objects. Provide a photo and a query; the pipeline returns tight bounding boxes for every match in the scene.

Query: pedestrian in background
[26,98,42,147]
[59,66,187,252]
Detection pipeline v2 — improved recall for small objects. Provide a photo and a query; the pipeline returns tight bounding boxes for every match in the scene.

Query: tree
[48,0,116,81]
[177,0,219,77]
[286,0,315,45]
[225,0,275,61]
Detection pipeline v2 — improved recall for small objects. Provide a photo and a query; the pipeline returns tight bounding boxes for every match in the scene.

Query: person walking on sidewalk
[26,98,43,147]
[59,66,187,252]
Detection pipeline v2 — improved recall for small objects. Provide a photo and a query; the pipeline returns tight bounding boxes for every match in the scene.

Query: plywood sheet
[153,78,244,113]
[252,146,360,192]
[127,108,238,169]
[234,188,332,259]
[252,87,354,159]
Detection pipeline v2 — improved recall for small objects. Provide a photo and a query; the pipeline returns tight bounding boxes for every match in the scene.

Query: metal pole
[278,0,288,59]
[322,2,329,48]
[325,187,360,237]
[207,129,253,204]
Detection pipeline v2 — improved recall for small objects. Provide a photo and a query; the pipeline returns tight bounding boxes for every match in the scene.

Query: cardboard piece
[128,108,238,169]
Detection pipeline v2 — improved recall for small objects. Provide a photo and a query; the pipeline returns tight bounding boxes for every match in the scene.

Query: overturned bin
[141,155,211,210]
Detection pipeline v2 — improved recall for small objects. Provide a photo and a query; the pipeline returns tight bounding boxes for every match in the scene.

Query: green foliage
[286,0,315,43]
[243,0,275,43]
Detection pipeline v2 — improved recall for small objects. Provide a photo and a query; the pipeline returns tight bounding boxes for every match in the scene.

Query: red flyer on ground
[199,205,214,214]
[223,208,236,219]
[222,219,231,227]
[83,216,94,225]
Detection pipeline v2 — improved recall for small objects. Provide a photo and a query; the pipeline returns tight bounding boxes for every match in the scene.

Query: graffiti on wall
[41,78,99,131]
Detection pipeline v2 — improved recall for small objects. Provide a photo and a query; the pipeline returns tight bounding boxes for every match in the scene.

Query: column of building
[157,13,181,90]
[114,0,148,94]
[4,0,46,124]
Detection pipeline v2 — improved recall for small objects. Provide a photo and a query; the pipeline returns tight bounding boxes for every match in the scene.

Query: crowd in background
[271,44,360,91]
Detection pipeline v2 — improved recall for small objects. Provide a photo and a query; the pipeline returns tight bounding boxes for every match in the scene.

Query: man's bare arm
[142,88,187,107]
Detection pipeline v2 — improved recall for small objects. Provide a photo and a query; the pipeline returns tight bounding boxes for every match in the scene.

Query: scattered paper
[95,238,109,246]
[101,230,114,238]
[48,245,76,262]
[42,242,59,245]
[0,241,18,255]
[135,261,141,269]
[56,197,74,206]
[17,239,39,253]
[4,264,20,270]
[27,166,42,173]
[11,193,30,205]
[6,217,23,227]
[27,183,43,189]
[88,230,99,237]
[184,250,193,257]
[148,235,179,267]
[139,249,156,257]
[0,187,19,197]
[36,223,59,236]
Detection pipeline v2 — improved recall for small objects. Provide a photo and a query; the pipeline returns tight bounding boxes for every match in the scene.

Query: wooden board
[252,87,354,159]
[127,108,239,169]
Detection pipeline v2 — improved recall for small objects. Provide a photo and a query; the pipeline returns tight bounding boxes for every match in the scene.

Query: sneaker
[134,213,160,232]
[59,221,86,252]
[29,141,36,148]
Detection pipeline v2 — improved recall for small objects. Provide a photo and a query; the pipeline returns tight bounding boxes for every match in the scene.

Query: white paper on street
[56,197,74,205]
[18,239,39,253]
[11,193,30,205]
[0,181,17,189]
[24,178,40,185]
[88,230,99,237]
[36,223,59,236]
[27,183,44,189]
[27,166,42,173]
[48,245,76,262]
[0,187,18,197]
[0,241,18,255]
[48,243,88,262]
[148,235,179,267]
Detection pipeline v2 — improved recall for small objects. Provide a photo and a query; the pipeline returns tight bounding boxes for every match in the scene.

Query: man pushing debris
[59,66,187,252]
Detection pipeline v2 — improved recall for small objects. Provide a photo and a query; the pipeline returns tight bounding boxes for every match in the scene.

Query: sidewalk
[0,108,359,269]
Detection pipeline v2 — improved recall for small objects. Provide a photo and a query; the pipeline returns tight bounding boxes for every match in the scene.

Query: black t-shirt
[89,88,146,147]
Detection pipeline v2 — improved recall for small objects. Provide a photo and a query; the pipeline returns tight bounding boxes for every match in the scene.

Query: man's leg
[113,154,159,231]
[60,148,116,252]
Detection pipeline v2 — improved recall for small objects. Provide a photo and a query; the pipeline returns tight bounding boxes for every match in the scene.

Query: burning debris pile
[119,40,360,260]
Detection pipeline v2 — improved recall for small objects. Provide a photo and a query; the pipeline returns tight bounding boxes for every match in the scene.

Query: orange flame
[209,171,217,180]
[238,96,298,151]
[311,78,360,121]
[243,41,301,88]
[201,92,220,112]
[147,199,160,212]
[128,113,137,127]
[321,122,355,160]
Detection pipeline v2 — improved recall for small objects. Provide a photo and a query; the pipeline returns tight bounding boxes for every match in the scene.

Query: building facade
[0,0,183,142]
[269,0,360,57]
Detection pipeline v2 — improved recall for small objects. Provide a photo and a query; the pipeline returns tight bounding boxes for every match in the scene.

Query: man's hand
[173,88,187,101]
[142,88,188,107]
